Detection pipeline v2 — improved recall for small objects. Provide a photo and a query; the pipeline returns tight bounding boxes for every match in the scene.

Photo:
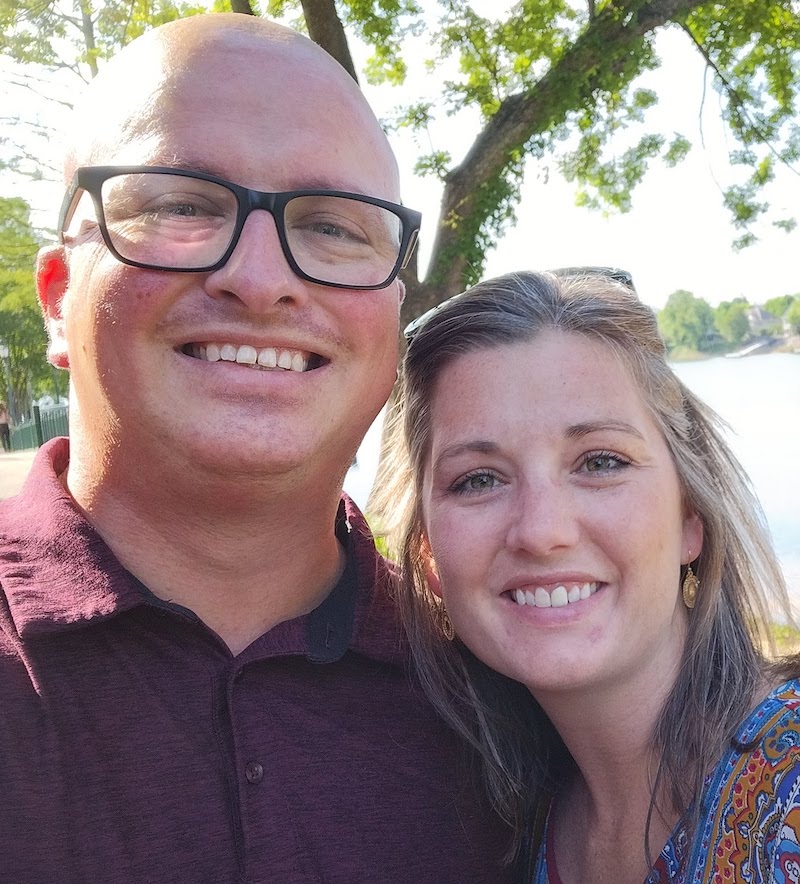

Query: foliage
[764,294,796,318]
[658,289,716,351]
[0,0,209,78]
[687,1,800,250]
[714,297,749,344]
[785,298,800,334]
[0,197,53,414]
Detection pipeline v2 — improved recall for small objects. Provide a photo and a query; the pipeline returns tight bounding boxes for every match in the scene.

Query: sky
[1,7,798,311]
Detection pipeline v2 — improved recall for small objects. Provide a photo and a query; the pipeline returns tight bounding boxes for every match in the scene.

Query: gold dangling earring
[438,604,455,641]
[682,563,700,610]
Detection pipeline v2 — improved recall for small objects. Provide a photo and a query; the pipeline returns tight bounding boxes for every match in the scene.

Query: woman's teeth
[190,343,309,372]
[510,582,599,608]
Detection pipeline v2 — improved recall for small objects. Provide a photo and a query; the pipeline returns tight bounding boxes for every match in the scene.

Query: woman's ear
[420,535,442,598]
[682,510,704,564]
[36,245,71,370]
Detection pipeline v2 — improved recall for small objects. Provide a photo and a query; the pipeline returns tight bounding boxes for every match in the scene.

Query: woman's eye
[581,451,630,473]
[450,471,501,495]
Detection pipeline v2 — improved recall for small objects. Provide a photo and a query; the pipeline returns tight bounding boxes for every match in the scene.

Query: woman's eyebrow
[566,420,646,441]
[432,440,499,469]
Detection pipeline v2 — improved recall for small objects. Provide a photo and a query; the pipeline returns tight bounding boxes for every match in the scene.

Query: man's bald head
[64,14,399,195]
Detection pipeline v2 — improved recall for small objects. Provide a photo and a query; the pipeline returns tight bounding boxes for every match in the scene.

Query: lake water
[345,352,800,606]
[671,353,800,606]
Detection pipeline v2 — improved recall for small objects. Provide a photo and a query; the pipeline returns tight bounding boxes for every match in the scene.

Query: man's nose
[203,210,311,312]
[503,477,580,557]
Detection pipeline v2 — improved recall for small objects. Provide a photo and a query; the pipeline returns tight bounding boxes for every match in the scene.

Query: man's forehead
[65,17,365,169]
[65,24,399,199]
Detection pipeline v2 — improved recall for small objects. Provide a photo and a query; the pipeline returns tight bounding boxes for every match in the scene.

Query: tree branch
[419,0,706,305]
[679,21,798,176]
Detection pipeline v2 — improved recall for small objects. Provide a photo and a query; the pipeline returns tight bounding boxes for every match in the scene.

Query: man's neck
[65,448,352,655]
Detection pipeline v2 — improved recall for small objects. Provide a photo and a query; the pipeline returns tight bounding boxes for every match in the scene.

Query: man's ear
[36,245,70,370]
[396,277,406,306]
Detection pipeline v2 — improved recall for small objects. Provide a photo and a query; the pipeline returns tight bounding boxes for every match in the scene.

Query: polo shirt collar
[0,439,146,636]
[1,439,407,666]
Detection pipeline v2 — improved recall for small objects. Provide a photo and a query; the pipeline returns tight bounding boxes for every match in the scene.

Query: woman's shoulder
[709,678,800,811]
[687,678,800,883]
[735,677,800,745]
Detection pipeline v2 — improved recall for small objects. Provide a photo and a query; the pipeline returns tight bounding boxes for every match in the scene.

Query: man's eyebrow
[143,159,358,192]
[432,440,499,468]
[565,420,646,441]
[145,158,221,176]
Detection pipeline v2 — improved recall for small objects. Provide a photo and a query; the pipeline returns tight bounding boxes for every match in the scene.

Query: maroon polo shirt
[0,439,512,883]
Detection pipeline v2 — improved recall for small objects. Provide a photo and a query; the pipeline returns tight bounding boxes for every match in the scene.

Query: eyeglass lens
[64,172,405,287]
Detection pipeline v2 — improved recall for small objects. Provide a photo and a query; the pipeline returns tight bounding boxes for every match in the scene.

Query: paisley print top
[533,679,800,883]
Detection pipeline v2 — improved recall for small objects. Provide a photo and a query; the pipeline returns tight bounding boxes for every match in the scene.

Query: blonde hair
[372,270,793,857]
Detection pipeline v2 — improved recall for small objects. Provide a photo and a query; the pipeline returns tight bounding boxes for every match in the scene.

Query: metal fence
[10,405,69,451]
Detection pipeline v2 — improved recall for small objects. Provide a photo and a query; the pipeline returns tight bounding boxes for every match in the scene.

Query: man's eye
[299,217,366,244]
[149,198,225,219]
[582,452,629,473]
[450,471,501,495]
[160,202,200,217]
[313,221,348,238]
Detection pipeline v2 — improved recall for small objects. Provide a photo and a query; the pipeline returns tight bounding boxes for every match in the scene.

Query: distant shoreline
[669,336,800,363]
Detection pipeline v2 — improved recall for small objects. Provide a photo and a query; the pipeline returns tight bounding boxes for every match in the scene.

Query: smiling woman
[372,270,800,883]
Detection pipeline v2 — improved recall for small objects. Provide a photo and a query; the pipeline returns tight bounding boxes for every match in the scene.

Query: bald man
[0,15,512,882]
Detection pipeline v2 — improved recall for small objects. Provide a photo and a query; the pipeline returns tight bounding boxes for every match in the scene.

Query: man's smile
[184,342,326,372]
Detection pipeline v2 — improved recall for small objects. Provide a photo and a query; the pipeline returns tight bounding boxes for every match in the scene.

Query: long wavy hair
[372,270,794,861]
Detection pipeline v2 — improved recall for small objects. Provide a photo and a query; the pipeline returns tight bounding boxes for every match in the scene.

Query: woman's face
[421,330,702,702]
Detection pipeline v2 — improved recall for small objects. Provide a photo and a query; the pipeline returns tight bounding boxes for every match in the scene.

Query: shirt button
[245,761,264,785]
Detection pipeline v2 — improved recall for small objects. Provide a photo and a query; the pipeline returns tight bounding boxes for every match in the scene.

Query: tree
[658,289,715,351]
[268,0,800,322]
[3,1,800,325]
[764,294,796,319]
[714,297,749,345]
[0,197,53,416]
[785,298,800,334]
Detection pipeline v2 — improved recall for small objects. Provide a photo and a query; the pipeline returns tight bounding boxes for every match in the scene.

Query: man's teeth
[193,343,309,372]
[511,583,599,608]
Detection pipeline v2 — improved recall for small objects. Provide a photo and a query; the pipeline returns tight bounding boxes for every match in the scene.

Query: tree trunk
[300,0,359,83]
[230,0,256,15]
[79,0,98,78]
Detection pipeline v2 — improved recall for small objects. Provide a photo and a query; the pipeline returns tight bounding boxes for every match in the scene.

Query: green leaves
[0,0,208,83]
[0,197,52,406]
[714,298,749,344]
[414,150,452,180]
[658,289,716,352]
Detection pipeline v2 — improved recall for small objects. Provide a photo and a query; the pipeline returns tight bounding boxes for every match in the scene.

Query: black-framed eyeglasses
[58,166,422,291]
[403,266,636,340]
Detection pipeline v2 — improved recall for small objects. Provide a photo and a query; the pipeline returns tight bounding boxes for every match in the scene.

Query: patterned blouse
[533,679,800,883]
